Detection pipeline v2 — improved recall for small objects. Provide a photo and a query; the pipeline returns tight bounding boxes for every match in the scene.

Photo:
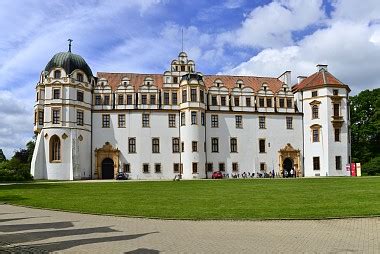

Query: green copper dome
[45,52,93,78]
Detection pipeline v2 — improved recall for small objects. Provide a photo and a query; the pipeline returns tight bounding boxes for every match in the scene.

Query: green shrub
[362,156,380,176]
[0,159,33,182]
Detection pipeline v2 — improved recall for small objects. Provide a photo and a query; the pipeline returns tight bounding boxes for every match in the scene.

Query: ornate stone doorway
[95,142,119,179]
[101,158,114,179]
[278,143,302,177]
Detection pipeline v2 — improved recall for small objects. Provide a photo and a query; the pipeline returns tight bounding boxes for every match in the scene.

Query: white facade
[31,51,351,180]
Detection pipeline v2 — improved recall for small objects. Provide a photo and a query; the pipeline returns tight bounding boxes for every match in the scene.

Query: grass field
[0,177,379,220]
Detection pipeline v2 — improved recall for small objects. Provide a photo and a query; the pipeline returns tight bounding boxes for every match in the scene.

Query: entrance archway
[101,158,114,179]
[283,158,293,177]
[95,142,119,179]
[278,143,302,177]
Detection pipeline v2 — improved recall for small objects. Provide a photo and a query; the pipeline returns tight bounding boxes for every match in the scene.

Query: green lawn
[0,177,379,220]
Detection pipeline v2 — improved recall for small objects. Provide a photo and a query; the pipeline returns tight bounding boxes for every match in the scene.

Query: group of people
[283,168,297,178]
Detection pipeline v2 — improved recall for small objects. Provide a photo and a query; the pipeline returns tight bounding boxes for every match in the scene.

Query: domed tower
[31,43,95,180]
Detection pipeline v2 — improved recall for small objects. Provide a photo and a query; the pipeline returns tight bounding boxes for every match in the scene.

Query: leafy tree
[350,88,380,175]
[0,149,6,162]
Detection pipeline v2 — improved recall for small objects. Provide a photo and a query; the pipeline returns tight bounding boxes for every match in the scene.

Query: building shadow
[125,248,160,254]
[0,221,74,232]
[0,194,28,202]
[0,216,48,224]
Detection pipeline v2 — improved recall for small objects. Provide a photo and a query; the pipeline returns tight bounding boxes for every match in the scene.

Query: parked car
[212,171,223,179]
[116,172,129,180]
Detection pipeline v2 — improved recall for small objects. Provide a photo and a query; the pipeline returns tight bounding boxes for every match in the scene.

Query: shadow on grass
[0,183,64,190]
[0,195,28,203]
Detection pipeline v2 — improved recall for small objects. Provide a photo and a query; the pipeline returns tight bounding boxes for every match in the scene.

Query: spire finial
[68,39,73,53]
[181,28,184,53]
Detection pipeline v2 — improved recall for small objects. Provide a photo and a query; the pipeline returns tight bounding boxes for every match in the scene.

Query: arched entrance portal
[283,158,293,177]
[101,158,114,179]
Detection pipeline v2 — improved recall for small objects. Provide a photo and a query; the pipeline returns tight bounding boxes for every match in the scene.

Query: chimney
[297,76,307,84]
[316,64,328,72]
[278,71,291,86]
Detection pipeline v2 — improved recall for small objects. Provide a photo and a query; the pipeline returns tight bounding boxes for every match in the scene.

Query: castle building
[31,48,351,180]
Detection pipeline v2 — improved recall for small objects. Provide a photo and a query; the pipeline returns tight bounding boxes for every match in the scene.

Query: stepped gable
[97,72,284,92]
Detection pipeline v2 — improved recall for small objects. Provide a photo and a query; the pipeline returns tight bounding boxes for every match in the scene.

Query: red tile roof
[97,72,284,93]
[292,70,349,92]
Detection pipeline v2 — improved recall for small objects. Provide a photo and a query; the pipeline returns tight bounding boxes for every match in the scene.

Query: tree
[0,149,6,162]
[350,88,380,175]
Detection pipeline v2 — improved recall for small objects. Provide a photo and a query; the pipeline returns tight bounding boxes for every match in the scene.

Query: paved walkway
[0,204,378,253]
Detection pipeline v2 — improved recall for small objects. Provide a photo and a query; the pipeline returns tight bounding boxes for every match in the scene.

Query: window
[36,92,39,101]
[77,111,84,126]
[260,163,266,171]
[168,114,176,127]
[279,98,285,108]
[259,116,265,129]
[54,70,61,79]
[232,163,238,172]
[235,115,242,128]
[259,139,266,153]
[52,109,60,124]
[142,114,150,127]
[266,98,272,107]
[192,141,198,152]
[335,156,342,170]
[173,76,178,83]
[143,164,149,173]
[200,90,204,103]
[102,114,110,128]
[104,95,110,105]
[230,138,238,153]
[53,89,60,99]
[211,138,219,152]
[335,128,340,142]
[38,110,44,125]
[118,114,125,128]
[191,88,197,102]
[129,138,136,153]
[50,135,61,162]
[77,73,83,82]
[333,89,339,96]
[172,92,177,105]
[246,97,251,107]
[77,91,84,102]
[181,141,185,152]
[118,94,124,105]
[152,138,160,153]
[234,96,240,106]
[150,94,156,105]
[173,163,180,173]
[95,95,101,105]
[312,129,319,142]
[211,115,218,128]
[211,96,217,106]
[192,162,198,173]
[219,163,225,172]
[127,94,133,105]
[172,138,180,153]
[312,105,319,119]
[124,163,130,173]
[286,99,292,108]
[164,92,169,105]
[207,163,213,172]
[201,112,205,126]
[334,103,340,117]
[312,91,318,97]
[181,112,185,126]
[221,96,226,106]
[182,89,187,103]
[191,111,197,124]
[313,157,320,170]
[181,65,185,71]
[259,98,265,107]
[155,163,161,173]
[286,117,293,129]
[141,94,147,105]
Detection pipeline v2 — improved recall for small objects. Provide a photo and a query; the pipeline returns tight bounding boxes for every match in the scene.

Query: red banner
[350,163,356,176]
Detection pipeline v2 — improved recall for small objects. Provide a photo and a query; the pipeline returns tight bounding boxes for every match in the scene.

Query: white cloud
[220,0,325,48]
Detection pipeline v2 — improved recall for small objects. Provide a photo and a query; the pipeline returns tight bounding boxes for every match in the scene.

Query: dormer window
[54,70,61,79]
[263,86,267,91]
[238,84,242,88]
[77,73,83,82]
[147,82,150,86]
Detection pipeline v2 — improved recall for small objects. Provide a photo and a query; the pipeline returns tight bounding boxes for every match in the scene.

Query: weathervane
[68,39,73,53]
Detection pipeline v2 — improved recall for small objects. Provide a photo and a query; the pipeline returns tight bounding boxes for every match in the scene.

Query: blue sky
[0,0,380,158]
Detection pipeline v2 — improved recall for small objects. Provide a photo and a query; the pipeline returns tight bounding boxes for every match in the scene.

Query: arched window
[50,135,61,162]
[312,105,319,119]
[77,73,83,82]
[54,70,61,79]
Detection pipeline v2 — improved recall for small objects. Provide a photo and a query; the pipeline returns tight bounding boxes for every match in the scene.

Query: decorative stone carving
[94,142,119,179]
[78,135,83,141]
[278,143,302,176]
[62,133,68,140]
